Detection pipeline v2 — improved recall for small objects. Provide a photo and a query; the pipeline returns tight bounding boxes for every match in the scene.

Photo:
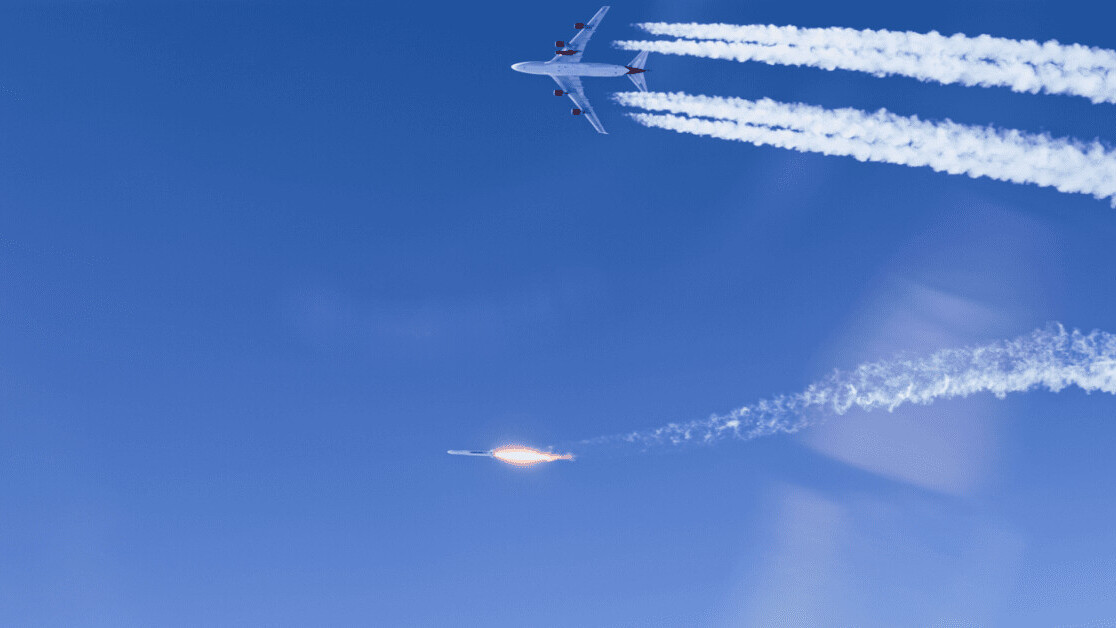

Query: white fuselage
[511,60,629,78]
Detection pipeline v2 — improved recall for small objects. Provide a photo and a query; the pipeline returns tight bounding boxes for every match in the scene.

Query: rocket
[447,446,574,466]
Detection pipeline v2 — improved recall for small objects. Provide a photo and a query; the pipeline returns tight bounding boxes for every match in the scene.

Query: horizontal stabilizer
[626,51,649,92]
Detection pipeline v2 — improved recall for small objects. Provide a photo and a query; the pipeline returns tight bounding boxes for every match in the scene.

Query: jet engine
[571,108,582,115]
[555,40,565,47]
[554,90,566,96]
[574,22,586,29]
[556,50,578,56]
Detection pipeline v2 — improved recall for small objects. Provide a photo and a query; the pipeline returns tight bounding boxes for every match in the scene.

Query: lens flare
[491,446,574,466]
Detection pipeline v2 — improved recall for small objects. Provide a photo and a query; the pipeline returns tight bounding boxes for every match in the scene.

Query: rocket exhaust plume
[492,446,575,466]
[584,324,1116,450]
[615,24,1116,103]
[447,446,574,466]
[614,91,1116,205]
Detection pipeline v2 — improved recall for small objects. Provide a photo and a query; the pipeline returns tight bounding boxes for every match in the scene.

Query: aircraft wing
[552,75,606,134]
[549,6,609,63]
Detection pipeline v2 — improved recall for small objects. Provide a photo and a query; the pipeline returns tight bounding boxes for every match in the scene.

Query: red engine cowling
[554,90,566,96]
[556,50,578,56]
[574,22,586,29]
[571,108,582,116]
[555,40,565,48]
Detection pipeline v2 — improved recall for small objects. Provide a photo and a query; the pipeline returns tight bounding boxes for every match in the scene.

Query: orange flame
[491,446,574,466]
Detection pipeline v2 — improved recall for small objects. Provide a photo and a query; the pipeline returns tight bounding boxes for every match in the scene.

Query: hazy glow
[491,446,574,466]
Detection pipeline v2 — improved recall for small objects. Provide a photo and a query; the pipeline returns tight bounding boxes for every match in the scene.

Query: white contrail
[614,91,1116,204]
[615,24,1116,103]
[586,324,1116,449]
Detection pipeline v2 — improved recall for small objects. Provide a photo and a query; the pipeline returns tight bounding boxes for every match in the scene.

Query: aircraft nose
[511,62,526,72]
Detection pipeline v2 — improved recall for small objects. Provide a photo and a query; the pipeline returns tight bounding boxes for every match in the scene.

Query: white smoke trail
[614,91,1116,204]
[588,324,1116,449]
[615,24,1116,103]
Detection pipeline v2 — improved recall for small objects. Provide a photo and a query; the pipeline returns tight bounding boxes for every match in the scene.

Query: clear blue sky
[2,1,1115,625]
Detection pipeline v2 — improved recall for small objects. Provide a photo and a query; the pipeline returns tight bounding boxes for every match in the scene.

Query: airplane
[511,6,650,134]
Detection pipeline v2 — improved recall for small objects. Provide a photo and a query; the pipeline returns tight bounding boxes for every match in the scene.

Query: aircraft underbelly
[552,63,626,78]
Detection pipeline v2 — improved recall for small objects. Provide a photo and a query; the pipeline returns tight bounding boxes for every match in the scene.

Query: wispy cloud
[584,324,1116,449]
[617,24,1116,103]
[614,91,1116,204]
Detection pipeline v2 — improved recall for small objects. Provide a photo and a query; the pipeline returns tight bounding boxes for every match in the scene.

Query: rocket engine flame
[491,446,574,466]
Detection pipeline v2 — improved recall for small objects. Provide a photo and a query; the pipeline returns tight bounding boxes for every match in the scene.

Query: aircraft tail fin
[625,51,649,92]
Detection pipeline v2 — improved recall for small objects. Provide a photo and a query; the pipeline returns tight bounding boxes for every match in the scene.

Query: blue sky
[2,1,1115,625]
